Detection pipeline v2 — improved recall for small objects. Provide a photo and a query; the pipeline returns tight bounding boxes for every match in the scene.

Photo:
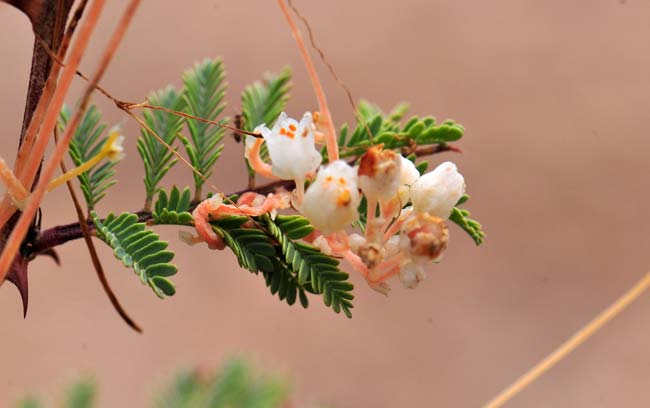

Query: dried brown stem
[53,127,142,332]
[0,0,76,234]
[14,0,88,181]
[130,103,263,138]
[287,0,373,142]
[277,0,339,161]
[31,143,459,253]
[0,0,133,284]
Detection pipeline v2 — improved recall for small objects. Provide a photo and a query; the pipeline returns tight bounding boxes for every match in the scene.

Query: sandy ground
[1,0,650,406]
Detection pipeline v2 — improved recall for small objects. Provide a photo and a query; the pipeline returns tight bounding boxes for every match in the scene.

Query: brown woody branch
[31,144,459,254]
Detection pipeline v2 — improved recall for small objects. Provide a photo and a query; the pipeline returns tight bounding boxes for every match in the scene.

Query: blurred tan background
[1,0,650,406]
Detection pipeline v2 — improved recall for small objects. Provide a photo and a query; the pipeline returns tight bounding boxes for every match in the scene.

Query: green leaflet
[60,105,116,210]
[213,224,276,273]
[337,100,464,158]
[152,186,193,226]
[241,67,292,132]
[91,211,178,298]
[265,215,354,318]
[138,86,185,208]
[450,207,485,246]
[450,195,485,245]
[208,213,353,316]
[210,215,308,308]
[181,58,227,199]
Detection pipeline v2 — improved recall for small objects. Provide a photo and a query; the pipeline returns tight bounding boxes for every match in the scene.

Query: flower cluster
[194,111,466,293]
[346,146,465,292]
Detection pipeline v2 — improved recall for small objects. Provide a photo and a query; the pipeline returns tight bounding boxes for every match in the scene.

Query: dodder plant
[0,1,484,325]
[5,2,650,407]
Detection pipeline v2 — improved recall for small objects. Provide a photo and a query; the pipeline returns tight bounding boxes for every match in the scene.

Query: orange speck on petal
[302,129,308,137]
[280,127,287,135]
[287,131,295,139]
[338,177,346,185]
[289,124,297,131]
[325,175,333,182]
[337,189,351,207]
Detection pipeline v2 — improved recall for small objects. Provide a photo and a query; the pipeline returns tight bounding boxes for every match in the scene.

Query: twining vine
[0,0,484,328]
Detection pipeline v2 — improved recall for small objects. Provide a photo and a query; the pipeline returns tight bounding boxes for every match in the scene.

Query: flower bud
[384,235,401,258]
[255,112,322,181]
[178,231,201,246]
[399,211,449,262]
[399,260,426,289]
[300,160,360,234]
[105,127,125,162]
[357,146,401,202]
[410,161,465,219]
[347,233,366,253]
[312,235,333,255]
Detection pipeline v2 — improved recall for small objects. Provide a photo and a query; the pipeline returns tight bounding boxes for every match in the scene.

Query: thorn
[38,248,60,265]
[5,255,29,317]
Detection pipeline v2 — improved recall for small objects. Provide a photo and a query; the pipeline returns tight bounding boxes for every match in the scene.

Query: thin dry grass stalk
[53,125,142,333]
[483,272,650,408]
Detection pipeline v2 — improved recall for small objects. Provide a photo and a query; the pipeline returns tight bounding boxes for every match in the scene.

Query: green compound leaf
[210,216,308,308]
[63,380,96,408]
[156,358,290,408]
[264,258,304,307]
[91,211,178,298]
[60,104,116,210]
[213,224,276,273]
[338,100,465,158]
[265,215,354,318]
[137,86,185,209]
[449,195,485,246]
[241,67,292,132]
[19,360,290,408]
[152,186,193,226]
[181,57,227,200]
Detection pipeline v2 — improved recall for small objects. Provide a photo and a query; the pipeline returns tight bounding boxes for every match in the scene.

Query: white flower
[399,211,449,262]
[399,260,426,289]
[255,112,322,181]
[397,156,420,204]
[300,160,360,234]
[357,146,401,203]
[410,161,465,219]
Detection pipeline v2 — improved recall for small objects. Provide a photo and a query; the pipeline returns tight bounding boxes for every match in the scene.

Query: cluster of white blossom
[246,111,465,291]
